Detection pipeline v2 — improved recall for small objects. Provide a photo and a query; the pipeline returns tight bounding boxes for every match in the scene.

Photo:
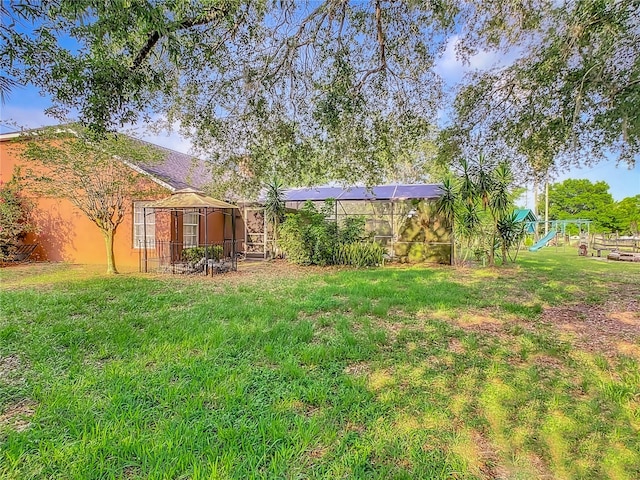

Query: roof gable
[514,209,538,223]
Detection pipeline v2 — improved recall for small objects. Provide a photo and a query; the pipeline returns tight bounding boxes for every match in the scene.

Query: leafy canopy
[2,1,637,191]
[445,0,639,176]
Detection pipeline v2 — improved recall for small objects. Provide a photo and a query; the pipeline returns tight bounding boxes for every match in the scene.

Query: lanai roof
[284,184,442,202]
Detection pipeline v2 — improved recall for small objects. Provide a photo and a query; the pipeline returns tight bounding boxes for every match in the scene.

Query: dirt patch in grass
[541,283,640,358]
[454,310,514,340]
[470,430,504,480]
[343,361,371,376]
[0,399,36,433]
[306,445,328,461]
[0,354,28,386]
[122,466,142,479]
[617,342,640,359]
[609,311,640,326]
[529,353,567,371]
[448,338,465,354]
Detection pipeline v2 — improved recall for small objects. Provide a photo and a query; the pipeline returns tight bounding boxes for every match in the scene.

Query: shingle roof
[0,128,211,192]
[127,139,211,191]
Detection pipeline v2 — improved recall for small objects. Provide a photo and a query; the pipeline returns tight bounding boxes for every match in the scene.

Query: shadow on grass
[1,256,639,478]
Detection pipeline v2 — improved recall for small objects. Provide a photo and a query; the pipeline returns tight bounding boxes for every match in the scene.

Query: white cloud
[434,35,519,86]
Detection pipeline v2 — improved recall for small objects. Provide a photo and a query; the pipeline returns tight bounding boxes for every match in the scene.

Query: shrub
[334,242,385,267]
[280,201,338,266]
[182,245,223,263]
[0,175,35,261]
[338,216,369,244]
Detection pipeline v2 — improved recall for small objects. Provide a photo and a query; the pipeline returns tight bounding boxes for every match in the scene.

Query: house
[0,131,242,271]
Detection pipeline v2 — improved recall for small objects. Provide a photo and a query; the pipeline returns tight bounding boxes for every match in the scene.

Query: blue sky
[1,34,638,203]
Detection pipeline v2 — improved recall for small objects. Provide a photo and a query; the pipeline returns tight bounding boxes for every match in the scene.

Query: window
[133,202,155,248]
[183,210,199,247]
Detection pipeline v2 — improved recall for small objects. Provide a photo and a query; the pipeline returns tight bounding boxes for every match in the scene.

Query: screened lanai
[243,184,451,263]
[139,188,240,274]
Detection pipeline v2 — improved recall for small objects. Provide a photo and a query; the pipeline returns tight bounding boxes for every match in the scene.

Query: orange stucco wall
[1,138,169,270]
[1,138,233,270]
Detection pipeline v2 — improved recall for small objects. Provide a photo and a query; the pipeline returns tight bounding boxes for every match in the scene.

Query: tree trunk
[488,220,497,267]
[102,229,118,274]
[273,220,278,259]
[450,217,455,266]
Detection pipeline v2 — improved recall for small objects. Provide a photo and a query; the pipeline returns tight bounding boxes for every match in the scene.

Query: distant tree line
[545,179,639,235]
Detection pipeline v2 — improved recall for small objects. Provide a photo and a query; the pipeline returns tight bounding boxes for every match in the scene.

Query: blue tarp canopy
[284,184,442,202]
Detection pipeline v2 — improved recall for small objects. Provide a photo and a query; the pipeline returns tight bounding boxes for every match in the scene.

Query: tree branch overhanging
[131,7,229,70]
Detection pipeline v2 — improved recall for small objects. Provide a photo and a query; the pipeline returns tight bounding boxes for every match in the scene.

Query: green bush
[334,242,385,267]
[279,201,337,266]
[279,200,383,267]
[182,245,223,263]
[338,216,368,244]
[0,175,35,261]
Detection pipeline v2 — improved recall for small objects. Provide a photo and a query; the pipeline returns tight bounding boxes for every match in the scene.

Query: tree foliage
[5,1,630,193]
[17,126,163,273]
[443,0,639,177]
[547,178,639,234]
[2,0,452,191]
[613,195,640,236]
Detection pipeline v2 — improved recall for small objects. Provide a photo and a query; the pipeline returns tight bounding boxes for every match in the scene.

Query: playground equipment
[526,219,593,254]
[529,230,557,252]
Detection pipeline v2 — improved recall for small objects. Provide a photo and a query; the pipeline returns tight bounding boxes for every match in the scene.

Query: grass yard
[1,251,639,479]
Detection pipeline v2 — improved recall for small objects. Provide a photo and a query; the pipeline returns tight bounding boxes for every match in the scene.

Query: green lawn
[1,251,639,479]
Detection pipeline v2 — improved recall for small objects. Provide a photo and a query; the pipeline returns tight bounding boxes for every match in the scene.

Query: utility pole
[533,178,539,240]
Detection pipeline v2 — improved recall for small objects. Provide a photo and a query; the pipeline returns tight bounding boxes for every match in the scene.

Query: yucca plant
[435,174,457,265]
[263,176,286,259]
